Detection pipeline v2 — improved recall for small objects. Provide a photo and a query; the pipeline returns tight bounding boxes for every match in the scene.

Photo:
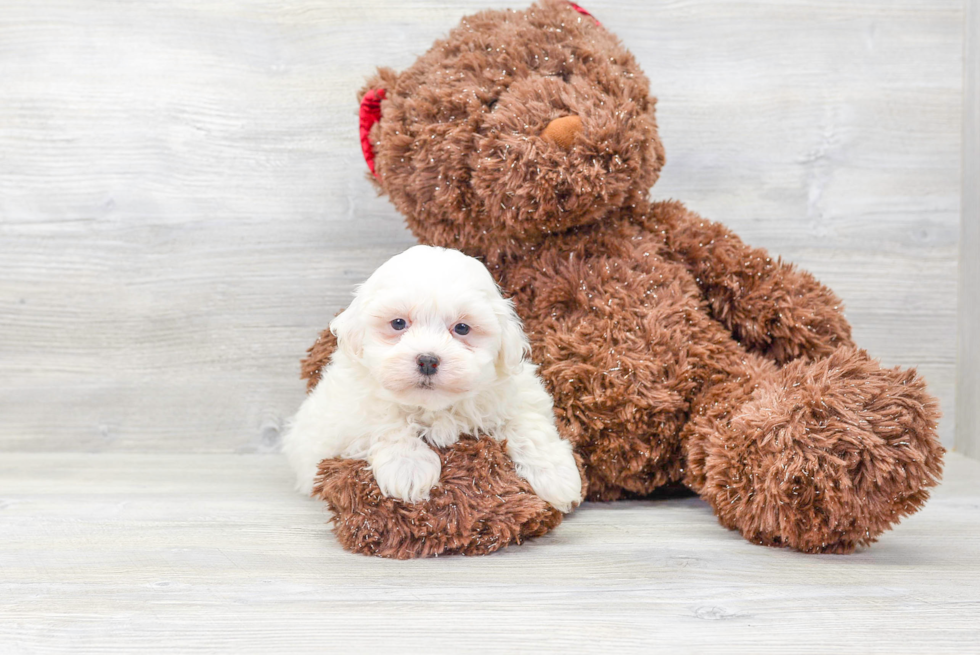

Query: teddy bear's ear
[357,68,399,186]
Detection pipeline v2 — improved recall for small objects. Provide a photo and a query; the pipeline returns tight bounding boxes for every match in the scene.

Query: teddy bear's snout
[540,115,583,149]
[465,74,663,238]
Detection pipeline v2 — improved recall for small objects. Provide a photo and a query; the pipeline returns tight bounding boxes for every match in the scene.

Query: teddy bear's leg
[684,347,943,553]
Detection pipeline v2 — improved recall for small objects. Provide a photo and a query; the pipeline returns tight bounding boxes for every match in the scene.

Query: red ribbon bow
[359,88,386,178]
[567,2,600,25]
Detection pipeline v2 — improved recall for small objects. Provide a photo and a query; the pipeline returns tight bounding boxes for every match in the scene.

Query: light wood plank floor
[2,452,978,654]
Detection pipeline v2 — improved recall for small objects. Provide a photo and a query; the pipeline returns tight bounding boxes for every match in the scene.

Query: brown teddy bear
[303,0,944,557]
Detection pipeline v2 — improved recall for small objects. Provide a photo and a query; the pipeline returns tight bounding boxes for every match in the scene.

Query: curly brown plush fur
[304,0,944,556]
[313,435,565,559]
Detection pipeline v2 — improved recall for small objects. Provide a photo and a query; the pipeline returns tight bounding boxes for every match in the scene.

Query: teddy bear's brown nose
[540,115,583,149]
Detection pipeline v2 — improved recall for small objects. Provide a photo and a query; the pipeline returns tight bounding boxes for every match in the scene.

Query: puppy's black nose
[416,354,440,376]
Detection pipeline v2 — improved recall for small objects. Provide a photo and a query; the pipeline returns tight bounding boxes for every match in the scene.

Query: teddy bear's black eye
[391,318,407,331]
[453,323,471,336]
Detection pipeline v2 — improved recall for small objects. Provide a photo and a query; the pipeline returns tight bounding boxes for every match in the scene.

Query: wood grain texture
[0,0,962,452]
[0,451,978,653]
[957,0,979,459]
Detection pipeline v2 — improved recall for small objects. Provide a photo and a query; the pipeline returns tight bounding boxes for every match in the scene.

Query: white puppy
[282,245,583,512]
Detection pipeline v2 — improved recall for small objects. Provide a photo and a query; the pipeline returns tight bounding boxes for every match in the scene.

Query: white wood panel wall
[957,0,979,459]
[0,0,963,453]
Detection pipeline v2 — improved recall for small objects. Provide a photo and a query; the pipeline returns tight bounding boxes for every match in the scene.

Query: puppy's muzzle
[416,354,440,377]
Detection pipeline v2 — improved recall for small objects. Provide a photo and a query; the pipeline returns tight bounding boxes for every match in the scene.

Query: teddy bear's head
[360,0,665,252]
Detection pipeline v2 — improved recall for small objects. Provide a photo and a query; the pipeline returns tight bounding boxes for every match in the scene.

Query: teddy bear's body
[304,0,943,556]
[487,202,839,501]
[411,196,939,553]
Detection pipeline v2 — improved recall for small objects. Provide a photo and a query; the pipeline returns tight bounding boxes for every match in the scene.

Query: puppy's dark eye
[390,318,407,331]
[453,323,470,336]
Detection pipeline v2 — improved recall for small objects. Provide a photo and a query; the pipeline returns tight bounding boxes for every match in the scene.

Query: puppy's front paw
[371,444,442,503]
[517,456,583,514]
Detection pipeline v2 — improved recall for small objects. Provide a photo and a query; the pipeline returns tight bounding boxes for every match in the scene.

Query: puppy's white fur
[283,245,583,512]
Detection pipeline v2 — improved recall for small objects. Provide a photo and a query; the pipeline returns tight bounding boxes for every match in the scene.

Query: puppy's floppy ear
[494,294,531,377]
[329,295,365,360]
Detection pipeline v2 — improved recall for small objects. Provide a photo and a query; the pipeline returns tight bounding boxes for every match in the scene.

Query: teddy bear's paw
[370,443,442,504]
[516,456,584,513]
[313,436,564,558]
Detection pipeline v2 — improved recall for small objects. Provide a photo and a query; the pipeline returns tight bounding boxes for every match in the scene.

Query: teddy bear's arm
[650,201,854,364]
[301,327,338,392]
